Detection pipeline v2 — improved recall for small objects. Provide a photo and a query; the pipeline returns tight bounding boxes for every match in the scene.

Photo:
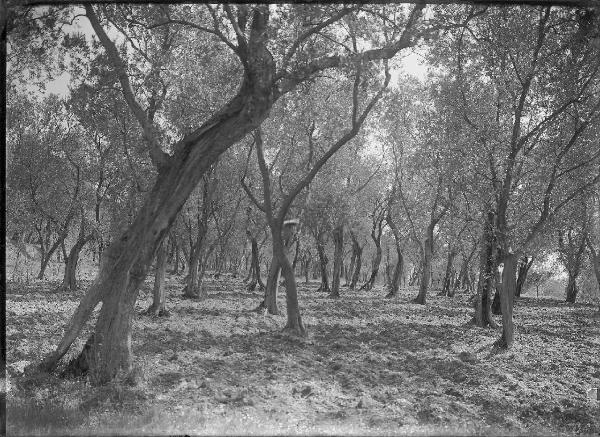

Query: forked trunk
[37,19,277,380]
[362,241,381,291]
[440,249,456,297]
[330,226,344,298]
[246,236,264,292]
[515,256,533,297]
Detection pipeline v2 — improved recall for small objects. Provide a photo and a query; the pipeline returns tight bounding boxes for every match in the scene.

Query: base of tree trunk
[328,291,340,299]
[142,304,171,317]
[413,294,426,305]
[282,317,308,338]
[61,335,96,379]
[385,290,397,298]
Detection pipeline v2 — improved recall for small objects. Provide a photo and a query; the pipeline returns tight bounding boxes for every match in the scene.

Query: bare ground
[5,275,600,436]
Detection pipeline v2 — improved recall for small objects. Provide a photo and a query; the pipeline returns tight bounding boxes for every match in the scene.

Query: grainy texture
[5,273,600,436]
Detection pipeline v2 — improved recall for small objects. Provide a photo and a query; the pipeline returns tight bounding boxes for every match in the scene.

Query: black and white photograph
[3,1,600,435]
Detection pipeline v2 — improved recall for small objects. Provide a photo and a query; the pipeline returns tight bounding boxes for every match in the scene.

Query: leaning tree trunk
[144,239,169,316]
[330,225,344,298]
[38,25,278,382]
[316,235,331,293]
[515,256,533,297]
[61,234,94,291]
[361,238,382,291]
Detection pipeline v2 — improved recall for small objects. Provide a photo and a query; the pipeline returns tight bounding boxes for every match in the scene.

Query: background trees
[6,3,600,386]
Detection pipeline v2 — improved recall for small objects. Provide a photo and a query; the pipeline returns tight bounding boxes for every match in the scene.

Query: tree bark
[414,225,434,304]
[440,248,456,297]
[61,234,93,291]
[474,211,498,329]
[330,225,344,298]
[494,253,517,348]
[316,234,331,293]
[385,213,403,298]
[349,235,363,290]
[515,256,534,297]
[361,218,383,291]
[38,9,278,381]
[246,234,265,292]
[144,239,169,316]
[565,270,578,303]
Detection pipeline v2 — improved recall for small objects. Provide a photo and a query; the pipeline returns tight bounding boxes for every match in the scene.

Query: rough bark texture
[515,256,534,297]
[38,8,277,382]
[246,234,265,292]
[414,225,434,305]
[361,217,383,291]
[440,249,456,297]
[330,225,344,298]
[144,239,169,317]
[494,253,517,348]
[385,213,403,298]
[61,234,93,291]
[316,234,331,293]
[474,211,498,329]
[349,235,363,290]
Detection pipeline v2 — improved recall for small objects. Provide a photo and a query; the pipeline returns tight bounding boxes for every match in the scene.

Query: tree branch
[85,5,170,170]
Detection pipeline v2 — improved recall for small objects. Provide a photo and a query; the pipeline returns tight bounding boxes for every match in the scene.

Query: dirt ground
[5,274,600,436]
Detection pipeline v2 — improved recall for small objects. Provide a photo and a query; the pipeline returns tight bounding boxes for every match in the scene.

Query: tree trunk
[346,240,357,287]
[262,255,281,314]
[515,256,533,297]
[246,235,264,292]
[361,237,382,291]
[565,270,579,303]
[39,20,278,381]
[474,211,498,329]
[144,239,169,316]
[440,249,456,297]
[61,234,93,291]
[414,224,434,304]
[316,234,330,293]
[385,214,403,298]
[349,237,362,290]
[495,253,517,348]
[330,225,344,298]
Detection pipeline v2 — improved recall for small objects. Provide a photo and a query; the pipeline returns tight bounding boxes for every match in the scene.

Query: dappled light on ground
[6,276,600,435]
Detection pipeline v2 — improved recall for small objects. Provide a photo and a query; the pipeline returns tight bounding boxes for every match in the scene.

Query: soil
[5,274,600,436]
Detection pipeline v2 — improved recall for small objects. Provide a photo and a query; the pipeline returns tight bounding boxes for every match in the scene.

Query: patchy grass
[5,275,600,436]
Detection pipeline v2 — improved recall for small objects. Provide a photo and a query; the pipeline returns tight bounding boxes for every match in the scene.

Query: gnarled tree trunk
[38,11,277,382]
[349,235,363,290]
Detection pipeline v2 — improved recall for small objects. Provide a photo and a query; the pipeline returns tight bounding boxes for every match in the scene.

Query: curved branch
[85,4,170,170]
